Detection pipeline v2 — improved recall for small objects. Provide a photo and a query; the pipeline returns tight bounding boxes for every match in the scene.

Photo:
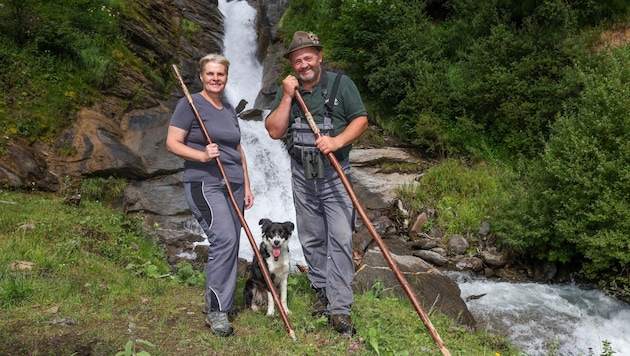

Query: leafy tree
[328,0,592,158]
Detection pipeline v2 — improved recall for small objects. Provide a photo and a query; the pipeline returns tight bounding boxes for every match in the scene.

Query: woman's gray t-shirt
[169,93,244,184]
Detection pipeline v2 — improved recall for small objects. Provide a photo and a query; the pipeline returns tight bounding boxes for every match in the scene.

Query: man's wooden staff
[293,91,450,355]
[172,64,296,340]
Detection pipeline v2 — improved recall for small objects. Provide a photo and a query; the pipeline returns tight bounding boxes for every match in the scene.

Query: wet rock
[450,256,484,272]
[495,266,528,280]
[447,234,469,255]
[413,250,448,266]
[477,248,510,267]
[409,237,439,250]
[530,261,558,282]
[371,215,396,236]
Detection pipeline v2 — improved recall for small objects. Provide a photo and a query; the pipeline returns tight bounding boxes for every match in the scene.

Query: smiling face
[289,47,323,87]
[200,61,227,95]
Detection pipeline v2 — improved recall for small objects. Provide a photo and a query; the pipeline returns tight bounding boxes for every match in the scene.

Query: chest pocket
[286,72,343,169]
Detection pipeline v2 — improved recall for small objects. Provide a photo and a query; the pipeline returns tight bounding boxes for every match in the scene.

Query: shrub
[497,44,630,296]
[80,176,127,204]
[544,44,630,286]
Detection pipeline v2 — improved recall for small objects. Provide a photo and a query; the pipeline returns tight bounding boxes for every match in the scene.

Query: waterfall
[237,119,303,267]
[219,0,262,111]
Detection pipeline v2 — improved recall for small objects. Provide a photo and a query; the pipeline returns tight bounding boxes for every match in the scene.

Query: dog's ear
[284,222,295,233]
[259,218,271,227]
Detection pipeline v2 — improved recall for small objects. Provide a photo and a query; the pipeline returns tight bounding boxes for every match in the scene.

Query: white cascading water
[452,272,630,355]
[195,1,630,354]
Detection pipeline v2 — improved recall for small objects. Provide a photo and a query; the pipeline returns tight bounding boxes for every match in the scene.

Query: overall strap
[325,71,343,119]
[291,71,343,123]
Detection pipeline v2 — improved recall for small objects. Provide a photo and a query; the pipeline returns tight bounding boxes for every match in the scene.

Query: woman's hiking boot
[206,311,234,337]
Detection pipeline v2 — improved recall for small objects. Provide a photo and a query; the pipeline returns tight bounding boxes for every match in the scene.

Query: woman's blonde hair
[199,53,230,75]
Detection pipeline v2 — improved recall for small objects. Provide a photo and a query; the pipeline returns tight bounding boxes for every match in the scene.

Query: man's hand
[315,136,342,155]
[282,75,299,98]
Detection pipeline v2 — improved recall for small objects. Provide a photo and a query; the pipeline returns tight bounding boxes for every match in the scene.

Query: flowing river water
[190,1,630,354]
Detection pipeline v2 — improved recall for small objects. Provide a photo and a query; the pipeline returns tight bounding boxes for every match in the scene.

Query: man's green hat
[283,31,323,59]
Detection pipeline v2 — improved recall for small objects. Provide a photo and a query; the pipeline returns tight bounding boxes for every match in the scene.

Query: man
[265,30,368,335]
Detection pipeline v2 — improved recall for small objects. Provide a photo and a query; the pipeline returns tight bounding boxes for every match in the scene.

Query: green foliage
[396,159,515,237]
[115,339,155,356]
[279,0,341,46]
[181,18,203,41]
[0,0,165,142]
[0,273,34,308]
[590,340,616,356]
[315,0,612,159]
[452,1,587,158]
[125,261,163,279]
[546,44,630,286]
[0,192,158,306]
[371,278,385,298]
[174,261,205,287]
[0,0,121,141]
[495,44,630,295]
[80,176,127,203]
[367,327,381,355]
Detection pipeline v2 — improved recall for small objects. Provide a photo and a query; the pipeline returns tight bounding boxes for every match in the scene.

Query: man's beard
[298,65,320,85]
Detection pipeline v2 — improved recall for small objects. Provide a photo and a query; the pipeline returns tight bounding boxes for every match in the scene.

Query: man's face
[289,47,322,85]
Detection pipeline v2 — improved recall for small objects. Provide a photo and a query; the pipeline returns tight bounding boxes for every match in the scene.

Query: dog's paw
[265,311,275,317]
[251,305,260,312]
[284,309,292,315]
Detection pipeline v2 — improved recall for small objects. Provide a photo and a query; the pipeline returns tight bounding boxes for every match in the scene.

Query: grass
[0,189,524,355]
[395,158,515,239]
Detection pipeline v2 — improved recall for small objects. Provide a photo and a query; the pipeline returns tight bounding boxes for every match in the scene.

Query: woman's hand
[203,143,220,162]
[244,186,254,210]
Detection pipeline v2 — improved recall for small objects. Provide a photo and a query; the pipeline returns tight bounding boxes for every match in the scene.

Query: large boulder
[53,109,147,180]
[121,107,183,176]
[353,248,476,328]
[122,173,188,216]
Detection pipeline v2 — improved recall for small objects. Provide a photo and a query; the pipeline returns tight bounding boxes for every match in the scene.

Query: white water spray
[451,272,630,355]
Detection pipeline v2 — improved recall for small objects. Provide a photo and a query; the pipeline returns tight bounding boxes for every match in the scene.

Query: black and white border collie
[244,218,294,316]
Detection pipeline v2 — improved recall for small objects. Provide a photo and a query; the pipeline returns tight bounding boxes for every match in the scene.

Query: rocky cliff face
[1,0,226,189]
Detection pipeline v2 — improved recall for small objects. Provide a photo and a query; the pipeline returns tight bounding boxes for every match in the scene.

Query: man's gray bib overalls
[289,72,356,315]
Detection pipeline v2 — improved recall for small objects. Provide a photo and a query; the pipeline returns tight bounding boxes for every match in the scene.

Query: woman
[166,53,253,337]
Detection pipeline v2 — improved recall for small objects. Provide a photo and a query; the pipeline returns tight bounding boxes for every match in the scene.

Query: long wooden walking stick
[172,65,296,340]
[294,91,450,355]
